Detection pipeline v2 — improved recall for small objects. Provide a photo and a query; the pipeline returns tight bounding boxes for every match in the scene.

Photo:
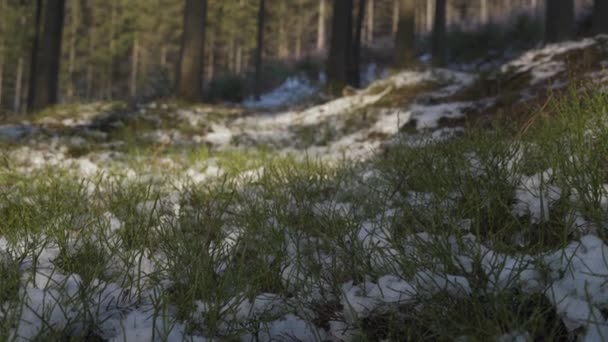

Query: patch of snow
[244,77,319,110]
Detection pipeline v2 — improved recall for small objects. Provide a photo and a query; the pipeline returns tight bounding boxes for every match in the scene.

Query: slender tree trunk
[594,0,608,34]
[317,0,327,52]
[366,0,374,45]
[426,0,434,33]
[14,58,23,113]
[0,54,3,110]
[350,0,366,87]
[0,0,4,109]
[84,0,95,101]
[278,16,288,59]
[545,0,574,43]
[480,0,488,24]
[176,0,207,101]
[392,0,399,37]
[207,31,215,82]
[254,0,266,100]
[431,0,446,67]
[29,0,66,112]
[67,0,78,101]
[27,0,43,111]
[235,43,243,74]
[394,0,416,68]
[326,0,354,93]
[130,34,139,99]
[108,3,116,100]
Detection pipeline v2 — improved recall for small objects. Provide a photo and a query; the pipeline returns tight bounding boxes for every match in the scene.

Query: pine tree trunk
[254,0,266,100]
[14,57,23,113]
[108,3,116,100]
[207,31,215,82]
[176,0,208,102]
[84,0,95,101]
[426,0,435,33]
[235,43,243,74]
[480,0,488,24]
[317,0,327,52]
[0,0,4,109]
[545,0,574,43]
[0,54,3,109]
[27,0,43,111]
[431,0,447,67]
[594,0,608,34]
[392,0,399,37]
[394,0,416,68]
[29,0,66,112]
[351,0,366,88]
[366,0,374,45]
[67,0,78,101]
[130,34,139,99]
[326,0,354,93]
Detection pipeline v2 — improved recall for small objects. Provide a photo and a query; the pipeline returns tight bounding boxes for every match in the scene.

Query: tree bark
[0,0,4,109]
[326,0,354,93]
[431,0,446,67]
[317,0,327,52]
[14,57,23,113]
[176,0,208,102]
[130,34,139,99]
[350,0,366,87]
[480,0,488,24]
[392,0,399,37]
[366,0,374,45]
[29,0,66,112]
[545,0,574,43]
[254,0,266,100]
[27,0,43,111]
[394,0,416,68]
[67,0,78,101]
[594,0,608,34]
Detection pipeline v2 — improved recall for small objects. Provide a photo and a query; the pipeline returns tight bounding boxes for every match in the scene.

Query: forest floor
[2,35,608,341]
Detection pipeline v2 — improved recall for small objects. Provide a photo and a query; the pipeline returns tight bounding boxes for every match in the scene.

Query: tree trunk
[594,0,608,34]
[426,0,434,33]
[350,0,366,87]
[29,0,66,112]
[207,31,215,82]
[326,0,354,93]
[317,0,327,52]
[392,0,399,37]
[84,0,95,101]
[27,0,43,111]
[0,0,4,109]
[431,0,446,67]
[366,0,374,45]
[480,0,488,24]
[394,0,416,68]
[14,57,23,113]
[0,54,3,109]
[545,0,574,43]
[254,0,266,100]
[176,0,208,102]
[235,41,243,74]
[67,0,78,101]
[130,34,139,99]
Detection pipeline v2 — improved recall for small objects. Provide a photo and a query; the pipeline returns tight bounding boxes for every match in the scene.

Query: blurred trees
[0,0,601,113]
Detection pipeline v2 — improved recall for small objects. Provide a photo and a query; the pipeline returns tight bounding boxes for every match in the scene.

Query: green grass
[1,88,608,340]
